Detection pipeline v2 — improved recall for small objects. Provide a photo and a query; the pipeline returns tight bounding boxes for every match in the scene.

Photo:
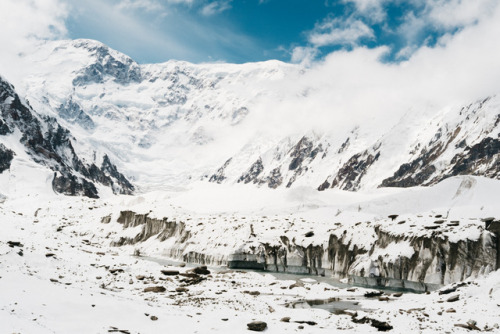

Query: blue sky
[62,0,487,64]
[0,0,496,67]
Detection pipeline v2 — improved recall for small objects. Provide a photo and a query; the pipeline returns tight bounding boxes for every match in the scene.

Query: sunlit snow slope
[3,38,500,194]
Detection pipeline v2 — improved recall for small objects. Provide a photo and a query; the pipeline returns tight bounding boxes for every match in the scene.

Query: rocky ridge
[211,96,500,191]
[0,76,134,198]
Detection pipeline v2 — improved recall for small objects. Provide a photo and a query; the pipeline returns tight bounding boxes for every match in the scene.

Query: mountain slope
[8,38,500,193]
[0,76,133,198]
[209,95,500,191]
[381,97,500,187]
[14,39,300,191]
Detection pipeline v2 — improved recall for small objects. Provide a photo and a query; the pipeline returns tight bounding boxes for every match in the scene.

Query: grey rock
[247,321,267,331]
[143,286,166,293]
[161,270,179,276]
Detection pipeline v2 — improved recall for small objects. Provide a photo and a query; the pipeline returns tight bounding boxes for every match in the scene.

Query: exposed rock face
[71,40,142,86]
[109,211,499,291]
[0,76,133,197]
[209,158,232,184]
[485,220,500,271]
[52,172,99,198]
[0,118,10,135]
[96,155,135,195]
[381,127,461,187]
[286,137,323,188]
[263,167,283,189]
[288,136,315,171]
[326,149,380,191]
[238,157,263,184]
[57,98,95,130]
[445,137,500,180]
[211,136,323,189]
[317,180,330,191]
[237,163,285,189]
[206,96,500,192]
[0,143,14,173]
[382,100,500,188]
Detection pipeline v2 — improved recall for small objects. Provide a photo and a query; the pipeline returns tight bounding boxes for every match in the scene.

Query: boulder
[161,270,179,276]
[247,321,267,331]
[144,286,166,293]
[192,266,211,275]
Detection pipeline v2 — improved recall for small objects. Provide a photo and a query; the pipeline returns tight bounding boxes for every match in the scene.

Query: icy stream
[142,255,417,315]
[142,255,425,290]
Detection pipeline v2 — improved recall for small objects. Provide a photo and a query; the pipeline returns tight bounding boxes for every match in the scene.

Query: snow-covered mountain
[0,75,133,198]
[2,38,500,195]
[230,95,500,192]
[9,39,300,192]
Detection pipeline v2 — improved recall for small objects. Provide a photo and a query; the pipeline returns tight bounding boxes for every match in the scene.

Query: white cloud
[308,16,374,47]
[0,0,68,83]
[200,1,231,16]
[165,0,196,4]
[396,9,429,46]
[290,46,318,66]
[393,0,499,58]
[116,0,164,12]
[426,0,498,28]
[0,0,67,42]
[343,0,389,22]
[256,0,500,140]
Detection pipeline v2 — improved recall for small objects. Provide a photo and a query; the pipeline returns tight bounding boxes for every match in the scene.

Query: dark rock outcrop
[381,127,461,188]
[288,136,315,171]
[444,137,500,180]
[238,157,264,184]
[0,76,133,197]
[262,167,283,189]
[382,99,500,188]
[0,118,11,135]
[286,137,322,188]
[209,158,232,184]
[192,266,210,275]
[352,316,393,332]
[325,149,380,191]
[0,143,14,173]
[96,155,135,195]
[52,172,99,198]
[247,321,267,332]
[161,270,179,276]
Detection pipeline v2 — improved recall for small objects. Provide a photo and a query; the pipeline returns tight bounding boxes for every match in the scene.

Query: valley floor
[1,183,500,333]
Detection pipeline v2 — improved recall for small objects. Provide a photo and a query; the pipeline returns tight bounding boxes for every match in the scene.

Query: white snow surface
[1,171,500,333]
